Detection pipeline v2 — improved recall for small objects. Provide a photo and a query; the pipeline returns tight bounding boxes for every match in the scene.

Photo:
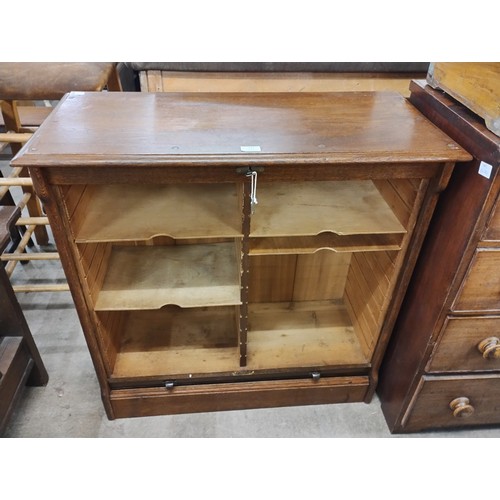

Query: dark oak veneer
[378,80,500,433]
[13,91,469,419]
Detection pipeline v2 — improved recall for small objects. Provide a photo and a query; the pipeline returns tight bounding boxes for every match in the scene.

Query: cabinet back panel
[248,255,297,303]
[248,251,350,303]
[293,252,351,301]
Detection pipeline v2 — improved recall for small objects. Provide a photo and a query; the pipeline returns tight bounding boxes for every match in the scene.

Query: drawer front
[484,198,500,242]
[428,316,500,372]
[109,375,369,418]
[453,249,500,312]
[403,375,500,432]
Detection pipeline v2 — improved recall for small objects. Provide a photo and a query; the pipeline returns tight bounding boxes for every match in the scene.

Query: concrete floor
[2,161,500,438]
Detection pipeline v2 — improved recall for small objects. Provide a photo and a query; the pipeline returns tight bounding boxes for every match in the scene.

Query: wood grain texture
[246,301,367,370]
[428,316,500,373]
[484,199,500,241]
[427,63,500,135]
[141,70,424,96]
[250,181,406,237]
[19,90,465,419]
[453,249,500,312]
[402,375,500,432]
[110,376,369,418]
[409,80,499,166]
[0,338,32,435]
[378,81,500,433]
[72,183,243,242]
[12,91,470,168]
[249,233,403,255]
[94,243,242,310]
[111,307,239,378]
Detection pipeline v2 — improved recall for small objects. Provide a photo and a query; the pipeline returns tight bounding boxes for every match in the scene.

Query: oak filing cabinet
[13,91,469,419]
[378,80,500,432]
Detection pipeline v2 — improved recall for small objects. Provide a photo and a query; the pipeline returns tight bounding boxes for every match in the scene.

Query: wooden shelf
[250,181,407,237]
[246,301,368,370]
[111,307,239,378]
[73,184,243,243]
[94,243,241,310]
[249,233,403,255]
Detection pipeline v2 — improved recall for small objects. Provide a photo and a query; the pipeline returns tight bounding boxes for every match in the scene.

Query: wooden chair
[0,206,48,435]
[0,62,121,292]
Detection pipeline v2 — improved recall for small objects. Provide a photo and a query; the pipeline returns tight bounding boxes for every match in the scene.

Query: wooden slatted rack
[0,130,69,292]
[0,62,122,293]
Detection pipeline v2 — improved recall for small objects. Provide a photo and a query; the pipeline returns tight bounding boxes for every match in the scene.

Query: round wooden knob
[449,397,475,418]
[477,337,500,359]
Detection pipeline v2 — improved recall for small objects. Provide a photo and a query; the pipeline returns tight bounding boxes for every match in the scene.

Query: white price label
[478,161,493,179]
[240,145,261,152]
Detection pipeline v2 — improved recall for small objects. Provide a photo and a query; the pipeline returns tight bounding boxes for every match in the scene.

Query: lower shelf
[247,301,368,370]
[109,375,370,418]
[111,306,239,378]
[106,300,369,380]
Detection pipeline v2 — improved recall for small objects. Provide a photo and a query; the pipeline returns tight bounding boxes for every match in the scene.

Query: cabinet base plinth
[109,376,369,419]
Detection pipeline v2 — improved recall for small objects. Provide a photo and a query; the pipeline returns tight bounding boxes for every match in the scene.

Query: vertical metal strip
[239,178,252,366]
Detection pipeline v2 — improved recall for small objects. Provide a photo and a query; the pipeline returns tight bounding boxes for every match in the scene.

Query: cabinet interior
[60,177,420,381]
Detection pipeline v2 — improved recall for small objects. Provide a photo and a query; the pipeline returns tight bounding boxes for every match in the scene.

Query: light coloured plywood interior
[247,248,400,368]
[64,183,243,243]
[104,307,240,378]
[248,251,352,303]
[78,241,113,305]
[246,301,368,370]
[71,176,419,376]
[139,70,421,97]
[95,309,126,374]
[250,180,407,238]
[344,251,398,359]
[88,242,242,311]
[373,178,420,229]
[249,233,403,255]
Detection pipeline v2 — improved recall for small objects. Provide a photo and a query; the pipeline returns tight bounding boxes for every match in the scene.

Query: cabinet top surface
[13,91,470,167]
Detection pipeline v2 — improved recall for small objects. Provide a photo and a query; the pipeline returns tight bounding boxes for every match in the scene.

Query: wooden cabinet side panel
[29,167,115,418]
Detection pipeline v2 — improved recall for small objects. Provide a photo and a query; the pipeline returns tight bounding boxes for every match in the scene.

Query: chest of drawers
[13,90,468,419]
[378,80,500,432]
